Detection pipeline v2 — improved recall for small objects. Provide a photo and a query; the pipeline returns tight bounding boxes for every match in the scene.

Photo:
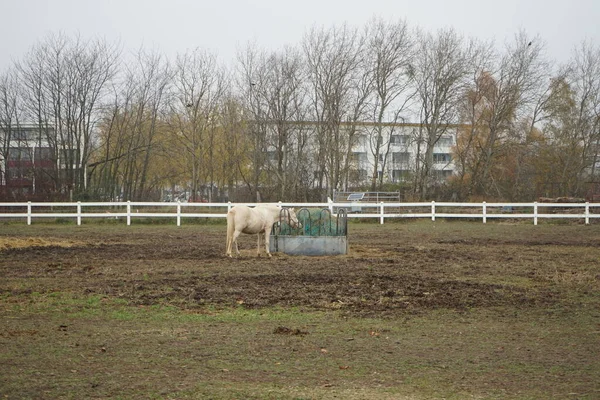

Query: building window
[392,169,411,182]
[433,153,451,163]
[9,168,22,179]
[349,169,368,182]
[35,147,53,161]
[12,128,37,141]
[392,152,410,164]
[351,152,368,164]
[390,134,409,146]
[355,134,368,147]
[8,148,32,161]
[434,170,453,179]
[436,136,453,147]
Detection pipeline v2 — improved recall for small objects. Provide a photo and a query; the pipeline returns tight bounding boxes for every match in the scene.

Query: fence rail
[0,200,599,226]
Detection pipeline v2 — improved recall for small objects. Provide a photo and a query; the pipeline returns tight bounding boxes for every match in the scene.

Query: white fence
[1,200,599,226]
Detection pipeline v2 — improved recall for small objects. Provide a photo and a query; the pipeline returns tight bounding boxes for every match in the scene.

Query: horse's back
[229,205,270,234]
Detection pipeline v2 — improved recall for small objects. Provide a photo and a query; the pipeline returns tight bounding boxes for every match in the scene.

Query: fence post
[127,201,131,226]
[380,202,384,225]
[27,201,32,225]
[328,197,333,214]
[431,201,435,222]
[77,201,82,226]
[482,201,487,224]
[533,202,538,226]
[585,202,590,225]
[227,201,232,213]
[177,201,181,226]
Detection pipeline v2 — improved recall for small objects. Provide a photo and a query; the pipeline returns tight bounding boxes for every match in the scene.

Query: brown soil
[0,223,590,317]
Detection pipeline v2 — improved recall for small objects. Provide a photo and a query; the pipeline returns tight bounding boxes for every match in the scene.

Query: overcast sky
[1,0,598,71]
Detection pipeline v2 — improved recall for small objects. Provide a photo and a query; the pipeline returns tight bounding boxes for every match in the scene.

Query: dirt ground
[0,222,583,316]
[1,220,600,399]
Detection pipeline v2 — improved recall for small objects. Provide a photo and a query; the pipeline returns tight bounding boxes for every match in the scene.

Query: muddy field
[1,220,600,399]
[0,223,573,316]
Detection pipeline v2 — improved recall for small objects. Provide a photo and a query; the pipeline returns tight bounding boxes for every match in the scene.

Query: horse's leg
[232,230,242,257]
[256,233,262,257]
[226,234,232,257]
[264,227,272,257]
[226,213,234,257]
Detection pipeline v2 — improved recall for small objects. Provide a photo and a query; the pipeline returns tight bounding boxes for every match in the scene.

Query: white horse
[226,204,300,257]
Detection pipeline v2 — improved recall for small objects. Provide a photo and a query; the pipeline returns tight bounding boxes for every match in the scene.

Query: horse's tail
[226,208,235,255]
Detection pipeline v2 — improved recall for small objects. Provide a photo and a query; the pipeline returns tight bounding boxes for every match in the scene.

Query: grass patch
[2,221,600,399]
[2,291,600,399]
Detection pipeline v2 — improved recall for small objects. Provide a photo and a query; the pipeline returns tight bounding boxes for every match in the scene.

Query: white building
[262,120,460,190]
[349,122,458,186]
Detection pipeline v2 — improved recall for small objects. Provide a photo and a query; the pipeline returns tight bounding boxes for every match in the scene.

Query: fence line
[0,200,599,226]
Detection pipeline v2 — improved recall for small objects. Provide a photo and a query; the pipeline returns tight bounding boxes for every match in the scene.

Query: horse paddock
[1,221,599,399]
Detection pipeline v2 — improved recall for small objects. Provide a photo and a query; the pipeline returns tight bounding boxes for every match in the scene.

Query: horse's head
[286,208,301,229]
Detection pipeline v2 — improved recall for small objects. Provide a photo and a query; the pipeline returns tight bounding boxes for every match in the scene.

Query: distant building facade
[348,122,456,186]
[264,121,458,189]
[0,125,57,200]
[2,122,459,202]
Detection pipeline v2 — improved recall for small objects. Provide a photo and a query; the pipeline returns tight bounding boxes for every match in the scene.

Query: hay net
[274,208,347,237]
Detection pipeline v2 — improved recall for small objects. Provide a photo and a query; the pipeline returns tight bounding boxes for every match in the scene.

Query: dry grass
[0,236,87,250]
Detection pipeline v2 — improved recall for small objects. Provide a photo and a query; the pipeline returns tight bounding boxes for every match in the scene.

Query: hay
[278,208,345,236]
[0,237,84,250]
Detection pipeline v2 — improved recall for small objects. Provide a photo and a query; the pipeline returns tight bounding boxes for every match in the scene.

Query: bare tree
[568,41,600,191]
[16,41,60,194]
[303,23,365,199]
[260,47,309,200]
[89,79,135,201]
[539,41,600,197]
[124,49,171,200]
[235,43,271,202]
[171,48,226,202]
[216,96,250,201]
[412,28,474,199]
[466,32,549,198]
[236,43,311,202]
[16,33,119,199]
[362,17,416,190]
[91,48,171,201]
[0,68,24,197]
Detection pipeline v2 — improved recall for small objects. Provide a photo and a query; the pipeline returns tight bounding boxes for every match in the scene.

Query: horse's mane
[256,203,282,209]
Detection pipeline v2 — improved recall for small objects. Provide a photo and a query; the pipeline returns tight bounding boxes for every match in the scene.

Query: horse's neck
[266,206,285,222]
[268,206,284,222]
